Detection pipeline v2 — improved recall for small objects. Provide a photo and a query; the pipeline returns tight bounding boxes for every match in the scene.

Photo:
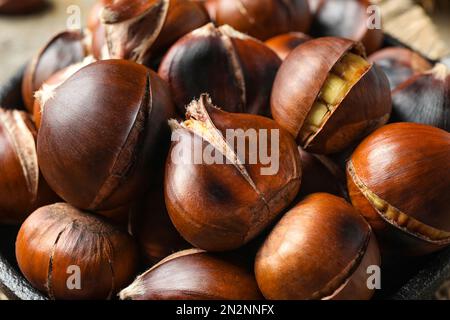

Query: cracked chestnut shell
[265,32,312,60]
[159,23,281,117]
[97,0,210,66]
[0,109,58,224]
[16,203,138,300]
[347,123,450,256]
[37,60,175,219]
[165,94,302,251]
[271,37,392,154]
[391,64,449,131]
[119,249,263,300]
[22,30,88,113]
[255,193,380,300]
[369,47,432,90]
[309,0,383,54]
[206,0,312,41]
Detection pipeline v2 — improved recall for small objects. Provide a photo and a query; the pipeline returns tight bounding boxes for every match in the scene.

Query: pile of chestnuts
[0,0,448,300]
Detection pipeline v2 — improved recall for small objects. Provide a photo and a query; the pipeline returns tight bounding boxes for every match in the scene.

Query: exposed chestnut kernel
[271,37,392,154]
[347,123,450,256]
[391,63,449,131]
[369,47,433,90]
[119,249,263,300]
[22,30,89,113]
[206,0,312,41]
[0,108,58,224]
[159,23,281,116]
[309,0,383,54]
[16,203,139,300]
[37,60,175,221]
[265,32,312,60]
[96,0,210,66]
[255,193,380,300]
[165,94,301,251]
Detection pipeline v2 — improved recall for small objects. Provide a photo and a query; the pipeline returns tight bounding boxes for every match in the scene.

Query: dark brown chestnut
[309,0,383,54]
[165,94,302,251]
[0,108,58,224]
[369,47,433,90]
[271,37,392,154]
[158,23,281,116]
[265,32,312,60]
[347,123,450,256]
[97,0,210,66]
[22,30,88,113]
[119,249,263,300]
[37,60,175,220]
[16,203,139,300]
[391,63,449,131]
[206,0,312,41]
[255,193,380,300]
[0,0,46,14]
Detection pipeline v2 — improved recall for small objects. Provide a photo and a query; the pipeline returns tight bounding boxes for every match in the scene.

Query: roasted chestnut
[391,63,449,131]
[37,60,175,221]
[22,30,88,113]
[265,32,312,60]
[0,0,46,14]
[165,94,302,251]
[119,249,263,300]
[271,37,392,154]
[347,123,450,256]
[16,203,139,300]
[369,47,433,90]
[309,0,383,54]
[97,0,210,66]
[0,108,58,224]
[158,23,281,116]
[206,0,312,41]
[255,193,381,300]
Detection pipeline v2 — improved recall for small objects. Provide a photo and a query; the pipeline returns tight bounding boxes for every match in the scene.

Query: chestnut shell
[265,32,312,60]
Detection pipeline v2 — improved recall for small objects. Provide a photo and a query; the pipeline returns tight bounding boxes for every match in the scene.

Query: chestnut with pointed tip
[22,30,88,113]
[391,63,449,131]
[97,0,210,66]
[159,23,281,116]
[0,108,58,224]
[309,0,383,54]
[119,249,263,300]
[271,37,392,154]
[165,94,302,251]
[255,193,381,300]
[347,123,450,256]
[369,47,433,90]
[16,203,139,300]
[265,32,312,60]
[207,0,312,41]
[37,60,175,220]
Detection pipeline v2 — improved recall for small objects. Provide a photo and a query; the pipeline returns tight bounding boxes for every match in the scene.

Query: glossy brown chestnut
[265,32,312,60]
[309,0,383,54]
[37,60,175,219]
[130,185,190,265]
[119,249,263,300]
[16,203,139,300]
[165,94,302,251]
[369,47,433,90]
[297,148,346,199]
[22,30,88,113]
[207,0,312,41]
[391,63,449,131]
[347,123,450,256]
[0,0,46,14]
[255,193,381,300]
[97,0,210,66]
[158,23,281,116]
[0,109,58,224]
[271,37,392,154]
